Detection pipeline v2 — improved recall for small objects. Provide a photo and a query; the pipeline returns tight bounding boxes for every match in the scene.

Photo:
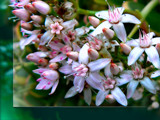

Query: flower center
[139,31,152,48]
[108,8,121,24]
[104,78,116,90]
[132,67,144,80]
[73,64,88,77]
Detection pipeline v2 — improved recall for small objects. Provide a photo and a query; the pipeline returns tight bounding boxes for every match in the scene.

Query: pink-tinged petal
[89,72,104,82]
[49,80,59,95]
[95,11,109,20]
[117,7,125,14]
[111,87,128,106]
[49,41,64,51]
[152,37,160,45]
[145,46,160,68]
[34,52,48,57]
[43,81,54,90]
[33,68,48,74]
[104,64,112,77]
[65,86,78,98]
[121,14,141,24]
[72,61,80,69]
[147,32,155,39]
[90,21,112,36]
[84,88,92,105]
[151,70,160,78]
[128,47,144,66]
[127,80,139,99]
[45,16,53,27]
[75,27,90,36]
[86,76,104,91]
[126,39,139,47]
[50,53,67,63]
[88,58,111,72]
[36,79,48,90]
[96,90,109,106]
[42,70,59,81]
[40,31,54,45]
[116,77,132,86]
[72,42,81,52]
[79,43,89,64]
[113,22,126,42]
[59,64,72,74]
[73,76,85,93]
[62,19,78,29]
[140,77,156,94]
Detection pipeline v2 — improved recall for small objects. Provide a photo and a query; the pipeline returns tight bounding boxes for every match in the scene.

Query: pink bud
[32,1,51,15]
[66,51,79,61]
[105,94,115,103]
[12,9,30,22]
[120,43,131,55]
[38,58,48,66]
[102,28,115,40]
[49,63,59,70]
[42,70,59,81]
[88,16,100,27]
[21,22,33,31]
[24,3,37,14]
[110,63,119,75]
[26,53,40,63]
[156,43,160,56]
[31,15,44,24]
[88,48,99,60]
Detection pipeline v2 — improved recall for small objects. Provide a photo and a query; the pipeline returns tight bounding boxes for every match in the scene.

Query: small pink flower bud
[12,9,30,22]
[32,1,51,15]
[49,63,59,70]
[110,63,119,75]
[66,51,79,61]
[120,43,131,55]
[88,16,100,27]
[156,43,160,56]
[24,3,37,14]
[38,58,48,66]
[21,22,33,31]
[105,94,115,103]
[42,70,59,81]
[26,53,40,63]
[102,28,115,40]
[31,15,44,24]
[88,48,99,60]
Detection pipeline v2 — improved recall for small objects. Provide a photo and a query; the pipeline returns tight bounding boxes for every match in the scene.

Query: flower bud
[32,1,51,15]
[12,9,30,22]
[151,101,159,109]
[156,43,160,56]
[66,51,79,61]
[110,63,119,75]
[88,48,99,60]
[120,43,131,55]
[49,63,59,70]
[38,58,48,66]
[31,15,44,24]
[42,70,59,81]
[105,94,115,103]
[26,53,40,63]
[88,16,100,27]
[21,22,33,31]
[102,28,114,40]
[24,3,37,14]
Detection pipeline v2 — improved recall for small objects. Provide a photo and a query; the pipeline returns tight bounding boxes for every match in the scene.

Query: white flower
[127,31,160,68]
[91,7,141,42]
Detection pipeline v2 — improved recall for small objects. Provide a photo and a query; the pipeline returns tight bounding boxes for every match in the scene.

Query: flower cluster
[10,0,160,106]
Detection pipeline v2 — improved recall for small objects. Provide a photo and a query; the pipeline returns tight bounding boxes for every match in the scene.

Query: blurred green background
[1,0,160,120]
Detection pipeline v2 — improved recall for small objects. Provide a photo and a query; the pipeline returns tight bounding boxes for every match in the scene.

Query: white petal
[73,76,85,93]
[151,70,160,78]
[121,14,141,24]
[65,86,78,98]
[88,58,111,72]
[40,31,54,45]
[45,16,53,27]
[84,88,92,105]
[104,64,112,77]
[128,47,144,65]
[50,53,67,63]
[96,90,109,106]
[127,80,139,99]
[95,11,109,20]
[49,80,59,95]
[116,77,132,86]
[145,46,160,68]
[113,22,126,42]
[147,32,155,39]
[152,37,160,45]
[90,21,111,36]
[126,39,139,47]
[89,72,104,82]
[140,77,156,94]
[111,87,128,106]
[62,19,78,29]
[59,64,72,74]
[117,7,125,14]
[78,43,89,64]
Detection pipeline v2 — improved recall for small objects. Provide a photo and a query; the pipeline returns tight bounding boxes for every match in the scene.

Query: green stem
[77,8,97,16]
[128,0,159,39]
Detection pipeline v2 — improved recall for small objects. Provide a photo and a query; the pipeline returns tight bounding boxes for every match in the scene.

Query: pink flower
[50,22,63,34]
[127,31,160,68]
